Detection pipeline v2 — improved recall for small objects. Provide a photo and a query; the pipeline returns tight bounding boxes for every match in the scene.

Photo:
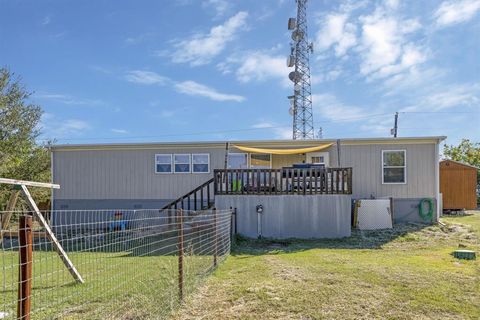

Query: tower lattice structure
[287,0,315,140]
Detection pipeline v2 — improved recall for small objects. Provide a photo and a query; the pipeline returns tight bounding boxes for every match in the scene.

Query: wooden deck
[214,168,352,195]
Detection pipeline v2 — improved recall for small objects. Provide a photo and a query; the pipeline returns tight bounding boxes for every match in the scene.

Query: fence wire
[0,208,232,319]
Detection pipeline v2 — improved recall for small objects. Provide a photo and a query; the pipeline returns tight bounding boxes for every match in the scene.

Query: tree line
[1,68,51,210]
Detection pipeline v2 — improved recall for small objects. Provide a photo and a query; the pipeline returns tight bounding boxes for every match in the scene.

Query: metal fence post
[213,207,218,267]
[17,215,33,320]
[177,209,184,302]
[230,207,236,244]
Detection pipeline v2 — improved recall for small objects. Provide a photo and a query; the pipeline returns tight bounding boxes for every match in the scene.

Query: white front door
[306,152,329,167]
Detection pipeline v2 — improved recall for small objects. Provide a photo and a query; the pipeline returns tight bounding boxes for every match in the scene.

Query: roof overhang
[50,136,447,152]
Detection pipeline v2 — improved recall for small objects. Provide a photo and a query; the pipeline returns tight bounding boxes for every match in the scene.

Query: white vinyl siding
[52,142,437,201]
[382,150,406,184]
[155,154,172,173]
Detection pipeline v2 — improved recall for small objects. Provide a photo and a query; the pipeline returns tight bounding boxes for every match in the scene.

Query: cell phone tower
[287,0,315,140]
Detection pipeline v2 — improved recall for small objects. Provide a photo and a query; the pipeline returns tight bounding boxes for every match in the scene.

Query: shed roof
[440,159,479,170]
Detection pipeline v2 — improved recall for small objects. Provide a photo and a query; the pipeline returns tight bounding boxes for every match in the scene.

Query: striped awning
[232,143,333,155]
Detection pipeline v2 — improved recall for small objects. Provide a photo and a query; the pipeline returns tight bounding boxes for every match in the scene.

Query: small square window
[174,154,191,173]
[192,154,210,173]
[228,153,248,169]
[382,150,406,184]
[155,154,172,173]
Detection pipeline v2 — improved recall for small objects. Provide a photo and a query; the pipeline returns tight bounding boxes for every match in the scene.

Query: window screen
[155,154,172,173]
[174,154,191,173]
[228,153,248,169]
[382,150,406,183]
[192,154,209,173]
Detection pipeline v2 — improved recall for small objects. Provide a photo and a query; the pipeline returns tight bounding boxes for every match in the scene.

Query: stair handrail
[160,177,215,211]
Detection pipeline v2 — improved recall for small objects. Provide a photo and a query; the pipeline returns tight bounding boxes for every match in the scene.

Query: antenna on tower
[317,127,323,139]
[286,0,315,140]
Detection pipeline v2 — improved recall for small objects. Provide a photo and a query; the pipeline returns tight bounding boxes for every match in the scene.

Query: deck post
[17,215,33,320]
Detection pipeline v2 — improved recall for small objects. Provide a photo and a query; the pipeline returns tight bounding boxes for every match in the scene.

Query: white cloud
[434,0,480,28]
[41,16,51,26]
[312,93,368,121]
[251,121,292,139]
[40,114,91,139]
[229,51,288,84]
[313,2,426,84]
[316,13,357,57]
[385,0,400,10]
[174,80,245,102]
[125,70,244,102]
[111,128,128,134]
[159,110,175,118]
[124,33,154,45]
[251,122,275,129]
[60,119,90,132]
[124,70,170,85]
[401,83,480,112]
[35,93,104,106]
[357,7,424,79]
[382,66,445,95]
[171,11,248,66]
[369,44,427,80]
[202,0,231,17]
[311,67,343,84]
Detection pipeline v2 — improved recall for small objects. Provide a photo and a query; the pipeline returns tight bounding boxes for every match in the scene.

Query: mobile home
[51,136,444,238]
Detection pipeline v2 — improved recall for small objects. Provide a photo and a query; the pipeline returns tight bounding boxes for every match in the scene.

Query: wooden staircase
[160,177,215,211]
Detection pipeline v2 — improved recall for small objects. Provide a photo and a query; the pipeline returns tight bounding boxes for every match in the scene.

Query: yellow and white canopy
[232,143,333,155]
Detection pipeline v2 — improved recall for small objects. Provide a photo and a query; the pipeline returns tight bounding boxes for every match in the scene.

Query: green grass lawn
[174,212,480,320]
[1,238,222,320]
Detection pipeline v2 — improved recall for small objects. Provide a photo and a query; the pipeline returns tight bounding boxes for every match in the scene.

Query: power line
[37,111,478,143]
[37,113,392,142]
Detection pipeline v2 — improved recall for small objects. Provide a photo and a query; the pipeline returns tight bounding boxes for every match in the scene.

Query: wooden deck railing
[214,168,352,195]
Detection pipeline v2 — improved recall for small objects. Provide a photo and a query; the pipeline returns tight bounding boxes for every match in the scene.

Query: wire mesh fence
[1,208,233,319]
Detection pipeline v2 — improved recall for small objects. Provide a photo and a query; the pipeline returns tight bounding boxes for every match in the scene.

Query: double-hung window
[227,153,248,169]
[155,154,172,173]
[174,154,191,173]
[382,150,406,184]
[192,154,210,173]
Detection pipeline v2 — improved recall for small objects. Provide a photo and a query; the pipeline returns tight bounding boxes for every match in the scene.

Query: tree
[443,139,480,188]
[0,67,51,209]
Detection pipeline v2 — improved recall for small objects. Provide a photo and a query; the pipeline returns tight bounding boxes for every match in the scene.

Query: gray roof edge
[50,136,447,150]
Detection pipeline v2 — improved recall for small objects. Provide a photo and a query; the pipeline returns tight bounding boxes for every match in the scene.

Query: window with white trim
[174,154,191,173]
[192,154,210,173]
[250,153,271,168]
[228,153,248,169]
[382,150,406,184]
[155,154,172,173]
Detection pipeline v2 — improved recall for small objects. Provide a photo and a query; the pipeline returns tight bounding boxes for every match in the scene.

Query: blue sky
[1,0,479,145]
